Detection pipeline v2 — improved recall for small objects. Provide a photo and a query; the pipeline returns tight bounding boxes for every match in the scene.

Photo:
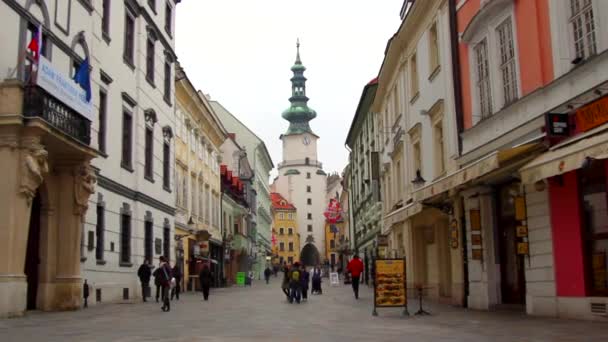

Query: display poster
[330,272,339,286]
[374,259,406,307]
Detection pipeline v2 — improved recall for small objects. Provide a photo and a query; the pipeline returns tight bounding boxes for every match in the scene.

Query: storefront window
[579,161,608,296]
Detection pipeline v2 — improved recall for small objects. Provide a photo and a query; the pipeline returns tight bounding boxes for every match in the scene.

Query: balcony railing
[23,86,91,145]
[278,159,323,169]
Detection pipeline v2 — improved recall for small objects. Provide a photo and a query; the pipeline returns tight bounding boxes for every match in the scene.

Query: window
[206,187,211,223]
[288,256,293,264]
[434,121,445,177]
[307,172,311,179]
[307,198,312,205]
[163,142,170,190]
[413,141,422,176]
[165,2,173,36]
[102,0,111,38]
[288,228,293,235]
[307,225,313,232]
[475,39,492,118]
[98,90,107,154]
[191,175,197,216]
[144,220,153,263]
[163,226,170,261]
[123,9,135,66]
[182,169,188,208]
[288,213,293,219]
[144,127,154,180]
[199,183,204,220]
[279,228,284,235]
[496,18,518,106]
[120,212,131,264]
[395,160,403,195]
[579,161,608,295]
[121,110,133,170]
[307,186,311,193]
[570,0,596,60]
[289,242,294,252]
[164,59,172,103]
[280,242,285,252]
[330,254,336,266]
[146,37,155,84]
[96,204,105,261]
[330,240,335,249]
[429,22,440,74]
[279,213,284,219]
[307,213,312,220]
[409,53,419,98]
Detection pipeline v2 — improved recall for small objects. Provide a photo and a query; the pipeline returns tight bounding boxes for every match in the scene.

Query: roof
[345,78,379,146]
[270,192,296,210]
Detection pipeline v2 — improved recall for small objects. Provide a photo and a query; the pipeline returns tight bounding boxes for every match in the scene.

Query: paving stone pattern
[1,277,607,342]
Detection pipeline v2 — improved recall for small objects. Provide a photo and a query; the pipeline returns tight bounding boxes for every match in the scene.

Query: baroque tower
[273,40,327,266]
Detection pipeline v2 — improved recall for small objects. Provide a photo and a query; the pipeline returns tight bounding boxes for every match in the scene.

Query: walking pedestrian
[311,266,322,295]
[199,263,212,301]
[347,255,364,299]
[281,264,290,300]
[171,264,182,300]
[264,267,272,284]
[153,265,162,303]
[137,259,151,302]
[300,264,309,301]
[157,256,173,312]
[288,262,302,304]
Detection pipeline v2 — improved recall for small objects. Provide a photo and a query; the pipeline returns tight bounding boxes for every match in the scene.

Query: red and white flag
[27,24,43,62]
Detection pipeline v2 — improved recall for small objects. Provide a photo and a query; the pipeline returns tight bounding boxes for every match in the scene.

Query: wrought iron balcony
[23,86,91,145]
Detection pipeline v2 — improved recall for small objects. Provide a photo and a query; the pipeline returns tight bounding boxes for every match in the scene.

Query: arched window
[70,31,90,77]
[22,0,51,81]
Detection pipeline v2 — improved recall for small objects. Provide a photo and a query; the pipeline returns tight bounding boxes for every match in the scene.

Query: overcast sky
[176,0,403,177]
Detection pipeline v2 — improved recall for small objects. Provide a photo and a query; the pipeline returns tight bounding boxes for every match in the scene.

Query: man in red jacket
[346,255,364,299]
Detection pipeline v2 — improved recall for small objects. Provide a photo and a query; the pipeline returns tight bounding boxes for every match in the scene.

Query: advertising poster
[374,259,407,311]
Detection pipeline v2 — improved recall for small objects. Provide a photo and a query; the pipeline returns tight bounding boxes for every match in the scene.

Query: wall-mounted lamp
[411,170,426,185]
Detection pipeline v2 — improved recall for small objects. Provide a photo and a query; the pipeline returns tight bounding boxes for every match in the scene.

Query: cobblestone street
[1,277,607,341]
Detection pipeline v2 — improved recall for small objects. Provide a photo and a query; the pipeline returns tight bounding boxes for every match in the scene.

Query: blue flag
[73,57,91,102]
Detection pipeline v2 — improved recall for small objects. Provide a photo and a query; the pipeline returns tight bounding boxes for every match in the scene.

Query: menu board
[374,259,406,307]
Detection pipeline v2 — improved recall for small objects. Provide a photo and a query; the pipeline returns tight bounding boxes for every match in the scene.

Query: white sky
[176,0,403,176]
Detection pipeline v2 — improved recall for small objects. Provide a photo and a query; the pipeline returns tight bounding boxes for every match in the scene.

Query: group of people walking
[136,256,214,312]
[279,262,323,304]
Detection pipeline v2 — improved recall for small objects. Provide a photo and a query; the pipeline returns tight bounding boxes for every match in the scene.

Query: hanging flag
[271,231,277,246]
[324,198,342,224]
[73,57,92,102]
[27,24,43,62]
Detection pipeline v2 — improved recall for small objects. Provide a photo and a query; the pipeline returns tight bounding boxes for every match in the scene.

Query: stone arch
[300,243,320,267]
[18,0,52,79]
[70,31,90,76]
[25,0,51,27]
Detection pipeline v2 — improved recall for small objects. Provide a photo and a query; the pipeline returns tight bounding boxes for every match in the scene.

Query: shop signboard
[373,258,408,316]
[575,96,608,132]
[236,272,246,286]
[545,113,570,137]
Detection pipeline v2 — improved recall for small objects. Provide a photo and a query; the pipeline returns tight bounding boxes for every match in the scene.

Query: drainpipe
[344,144,357,255]
[449,0,468,307]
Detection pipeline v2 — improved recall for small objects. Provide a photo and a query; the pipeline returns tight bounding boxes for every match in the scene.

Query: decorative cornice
[122,92,137,107]
[75,0,94,15]
[100,69,113,84]
[96,173,176,215]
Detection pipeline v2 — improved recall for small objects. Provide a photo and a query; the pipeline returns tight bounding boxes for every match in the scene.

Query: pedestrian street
[1,277,607,342]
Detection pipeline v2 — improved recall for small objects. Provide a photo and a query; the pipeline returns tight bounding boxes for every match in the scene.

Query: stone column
[0,134,48,317]
[49,162,96,311]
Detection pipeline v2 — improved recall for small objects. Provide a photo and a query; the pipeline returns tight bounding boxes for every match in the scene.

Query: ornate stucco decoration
[20,141,48,205]
[74,163,97,215]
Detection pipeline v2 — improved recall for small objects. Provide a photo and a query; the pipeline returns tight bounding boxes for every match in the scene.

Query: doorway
[497,183,526,305]
[25,191,41,310]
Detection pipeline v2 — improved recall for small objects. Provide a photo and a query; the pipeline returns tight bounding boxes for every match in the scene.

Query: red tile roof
[271,192,296,210]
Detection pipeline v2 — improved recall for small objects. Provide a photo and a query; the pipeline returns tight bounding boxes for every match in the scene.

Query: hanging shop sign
[575,96,608,133]
[545,113,571,138]
[450,219,459,249]
[373,258,408,316]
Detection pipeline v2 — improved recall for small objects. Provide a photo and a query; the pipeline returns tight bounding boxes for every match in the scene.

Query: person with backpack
[288,262,302,304]
[281,264,290,300]
[157,256,173,312]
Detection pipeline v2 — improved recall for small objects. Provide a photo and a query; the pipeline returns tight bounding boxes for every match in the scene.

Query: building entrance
[25,191,41,310]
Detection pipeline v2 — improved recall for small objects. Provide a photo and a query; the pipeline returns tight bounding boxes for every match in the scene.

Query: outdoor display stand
[373,258,408,317]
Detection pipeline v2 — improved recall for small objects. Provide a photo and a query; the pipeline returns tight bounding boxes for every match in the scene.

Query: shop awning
[413,143,541,202]
[520,128,608,184]
[383,202,422,229]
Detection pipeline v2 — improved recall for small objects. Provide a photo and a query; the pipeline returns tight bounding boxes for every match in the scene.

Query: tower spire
[281,39,317,135]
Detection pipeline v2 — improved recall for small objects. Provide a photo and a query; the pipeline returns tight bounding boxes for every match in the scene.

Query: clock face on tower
[302,136,311,146]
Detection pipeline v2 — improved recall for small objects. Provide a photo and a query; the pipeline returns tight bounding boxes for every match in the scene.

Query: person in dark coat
[171,265,182,300]
[281,264,290,300]
[300,265,310,301]
[137,259,151,302]
[157,256,173,312]
[264,267,272,284]
[199,263,212,301]
[153,266,162,303]
[311,266,322,295]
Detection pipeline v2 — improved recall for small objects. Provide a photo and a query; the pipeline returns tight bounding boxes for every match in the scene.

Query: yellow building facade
[174,64,227,289]
[325,221,346,267]
[271,193,300,265]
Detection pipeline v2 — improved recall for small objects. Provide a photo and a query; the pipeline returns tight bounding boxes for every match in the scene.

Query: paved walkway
[1,277,607,341]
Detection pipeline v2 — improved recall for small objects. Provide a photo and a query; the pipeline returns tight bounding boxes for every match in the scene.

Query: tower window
[307,213,312,220]
[307,198,312,205]
[307,172,311,179]
[307,225,313,232]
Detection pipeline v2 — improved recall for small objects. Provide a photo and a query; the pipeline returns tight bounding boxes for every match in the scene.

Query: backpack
[291,270,300,282]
